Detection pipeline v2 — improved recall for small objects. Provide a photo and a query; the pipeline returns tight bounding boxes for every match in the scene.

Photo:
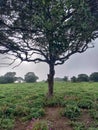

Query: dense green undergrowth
[0,82,98,130]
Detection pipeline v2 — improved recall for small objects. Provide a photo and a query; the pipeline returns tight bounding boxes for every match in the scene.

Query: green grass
[0,82,98,129]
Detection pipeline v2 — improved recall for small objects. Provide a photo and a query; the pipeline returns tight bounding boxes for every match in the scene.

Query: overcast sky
[0,39,98,81]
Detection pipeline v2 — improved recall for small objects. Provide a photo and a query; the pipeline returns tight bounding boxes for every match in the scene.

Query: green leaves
[42,0,51,5]
[62,104,81,119]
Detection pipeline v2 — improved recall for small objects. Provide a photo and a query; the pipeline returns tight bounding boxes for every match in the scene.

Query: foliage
[89,72,98,82]
[90,109,98,120]
[26,119,52,130]
[44,95,63,107]
[0,118,14,130]
[61,99,77,107]
[78,99,93,109]
[14,105,30,116]
[71,72,98,82]
[62,104,80,120]
[0,76,7,84]
[24,72,38,83]
[70,121,86,130]
[15,77,24,83]
[77,74,89,82]
[71,76,77,82]
[54,77,64,82]
[0,72,16,84]
[32,120,49,130]
[54,76,68,82]
[29,107,45,119]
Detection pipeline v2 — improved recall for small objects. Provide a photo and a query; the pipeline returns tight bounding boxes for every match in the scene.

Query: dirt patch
[14,119,29,130]
[79,109,93,128]
[42,107,73,130]
[13,108,94,130]
[14,107,73,130]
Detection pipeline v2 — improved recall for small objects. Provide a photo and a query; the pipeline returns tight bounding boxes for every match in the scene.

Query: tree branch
[0,19,42,33]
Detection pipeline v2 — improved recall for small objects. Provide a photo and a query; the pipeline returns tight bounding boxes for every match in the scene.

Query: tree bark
[47,63,55,97]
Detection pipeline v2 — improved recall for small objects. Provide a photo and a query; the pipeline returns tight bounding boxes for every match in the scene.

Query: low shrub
[14,105,30,116]
[90,109,98,120]
[0,118,14,130]
[62,104,81,120]
[70,121,86,130]
[78,99,93,109]
[32,98,44,108]
[26,119,52,130]
[33,120,49,130]
[0,106,14,118]
[44,96,63,107]
[28,107,45,119]
[61,100,77,107]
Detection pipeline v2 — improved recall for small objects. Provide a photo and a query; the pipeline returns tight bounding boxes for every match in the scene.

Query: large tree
[0,0,98,96]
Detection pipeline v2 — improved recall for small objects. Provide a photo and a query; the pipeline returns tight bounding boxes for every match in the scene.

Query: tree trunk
[47,64,55,97]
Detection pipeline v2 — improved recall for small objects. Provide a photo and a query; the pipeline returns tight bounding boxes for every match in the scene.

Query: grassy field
[0,82,98,130]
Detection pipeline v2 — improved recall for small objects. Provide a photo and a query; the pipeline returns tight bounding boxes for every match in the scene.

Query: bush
[0,118,14,130]
[26,119,52,130]
[44,96,63,107]
[78,99,93,109]
[70,121,85,130]
[61,100,77,107]
[33,120,49,130]
[90,109,98,120]
[62,104,80,120]
[14,105,30,116]
[71,76,77,82]
[28,107,45,119]
[0,106,14,118]
[32,98,44,108]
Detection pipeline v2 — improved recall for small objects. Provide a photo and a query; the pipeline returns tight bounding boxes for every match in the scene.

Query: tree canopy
[0,72,16,83]
[0,0,98,96]
[24,72,38,83]
[89,72,98,82]
[77,74,89,82]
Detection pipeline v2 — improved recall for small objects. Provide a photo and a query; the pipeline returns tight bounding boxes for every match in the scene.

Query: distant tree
[15,76,22,80]
[89,72,98,82]
[54,77,63,82]
[77,74,89,82]
[0,76,6,84]
[24,72,38,83]
[0,0,98,96]
[0,72,16,84]
[15,77,24,83]
[4,72,16,83]
[71,76,77,82]
[63,76,68,82]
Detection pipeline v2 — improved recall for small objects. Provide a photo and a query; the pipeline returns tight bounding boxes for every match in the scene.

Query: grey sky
[0,39,98,81]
